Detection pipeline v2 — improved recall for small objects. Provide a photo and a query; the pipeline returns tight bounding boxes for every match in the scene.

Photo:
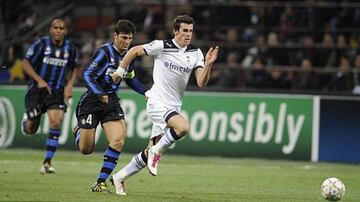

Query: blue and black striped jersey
[82,42,147,98]
[24,36,78,90]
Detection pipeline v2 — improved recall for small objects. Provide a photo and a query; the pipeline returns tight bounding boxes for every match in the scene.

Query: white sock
[114,152,146,182]
[152,128,179,154]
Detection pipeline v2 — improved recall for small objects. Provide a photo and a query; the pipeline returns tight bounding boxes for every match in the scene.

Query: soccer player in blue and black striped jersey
[73,19,147,193]
[21,18,79,174]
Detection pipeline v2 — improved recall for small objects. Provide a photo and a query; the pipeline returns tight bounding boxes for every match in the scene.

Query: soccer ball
[320,177,345,201]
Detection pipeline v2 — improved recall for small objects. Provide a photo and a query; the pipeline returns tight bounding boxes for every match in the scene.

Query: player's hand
[99,95,109,104]
[111,72,122,83]
[205,46,219,65]
[37,80,51,95]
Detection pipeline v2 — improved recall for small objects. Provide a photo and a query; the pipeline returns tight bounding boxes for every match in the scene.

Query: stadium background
[1,0,360,163]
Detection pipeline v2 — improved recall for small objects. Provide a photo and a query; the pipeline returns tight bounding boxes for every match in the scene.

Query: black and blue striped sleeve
[124,63,147,95]
[83,49,109,96]
[24,38,43,66]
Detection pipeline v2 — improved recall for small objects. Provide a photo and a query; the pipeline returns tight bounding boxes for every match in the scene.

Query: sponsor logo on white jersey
[164,61,191,73]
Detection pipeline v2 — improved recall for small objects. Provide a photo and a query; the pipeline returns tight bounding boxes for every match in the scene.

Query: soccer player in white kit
[110,15,219,195]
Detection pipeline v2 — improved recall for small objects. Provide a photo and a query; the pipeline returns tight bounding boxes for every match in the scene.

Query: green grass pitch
[0,149,359,201]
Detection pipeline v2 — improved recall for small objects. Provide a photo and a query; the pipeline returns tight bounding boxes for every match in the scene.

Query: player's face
[174,23,193,47]
[50,20,66,43]
[114,33,133,51]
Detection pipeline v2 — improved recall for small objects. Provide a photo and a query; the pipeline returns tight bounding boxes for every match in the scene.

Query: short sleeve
[142,40,163,57]
[24,38,42,63]
[195,48,205,68]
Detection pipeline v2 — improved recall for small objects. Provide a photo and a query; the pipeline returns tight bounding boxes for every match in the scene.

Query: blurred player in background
[111,15,219,195]
[73,19,147,193]
[21,18,78,174]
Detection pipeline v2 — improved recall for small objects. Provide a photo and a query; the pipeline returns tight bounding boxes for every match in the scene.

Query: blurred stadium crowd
[1,0,360,94]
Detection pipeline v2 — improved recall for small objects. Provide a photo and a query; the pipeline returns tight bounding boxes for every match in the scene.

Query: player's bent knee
[79,146,94,155]
[27,125,39,134]
[176,124,190,136]
[25,127,37,134]
[25,120,40,134]
[80,149,93,155]
[110,138,125,150]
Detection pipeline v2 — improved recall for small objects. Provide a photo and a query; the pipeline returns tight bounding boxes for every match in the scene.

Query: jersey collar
[49,36,65,47]
[112,43,126,55]
[172,39,187,52]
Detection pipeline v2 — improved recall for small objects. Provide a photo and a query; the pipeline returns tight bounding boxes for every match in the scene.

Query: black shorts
[76,93,124,129]
[24,87,66,120]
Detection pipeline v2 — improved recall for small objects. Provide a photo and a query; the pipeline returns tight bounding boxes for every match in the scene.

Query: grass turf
[0,149,359,201]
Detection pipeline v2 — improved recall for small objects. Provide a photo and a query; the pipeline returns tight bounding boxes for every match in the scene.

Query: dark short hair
[51,18,66,29]
[172,15,195,32]
[114,20,136,35]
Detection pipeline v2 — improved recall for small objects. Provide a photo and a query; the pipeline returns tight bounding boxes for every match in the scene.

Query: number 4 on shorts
[86,114,92,125]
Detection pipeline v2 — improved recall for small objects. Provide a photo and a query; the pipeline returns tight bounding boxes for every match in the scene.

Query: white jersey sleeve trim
[195,48,205,68]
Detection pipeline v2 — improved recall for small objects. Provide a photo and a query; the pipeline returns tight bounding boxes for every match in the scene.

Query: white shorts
[146,98,181,139]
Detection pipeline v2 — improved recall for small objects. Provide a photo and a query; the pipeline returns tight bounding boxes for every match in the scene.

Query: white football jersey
[143,39,205,106]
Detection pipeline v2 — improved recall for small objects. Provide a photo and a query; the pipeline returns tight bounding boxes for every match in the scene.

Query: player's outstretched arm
[124,68,148,95]
[112,45,147,83]
[195,46,219,88]
[125,76,147,95]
